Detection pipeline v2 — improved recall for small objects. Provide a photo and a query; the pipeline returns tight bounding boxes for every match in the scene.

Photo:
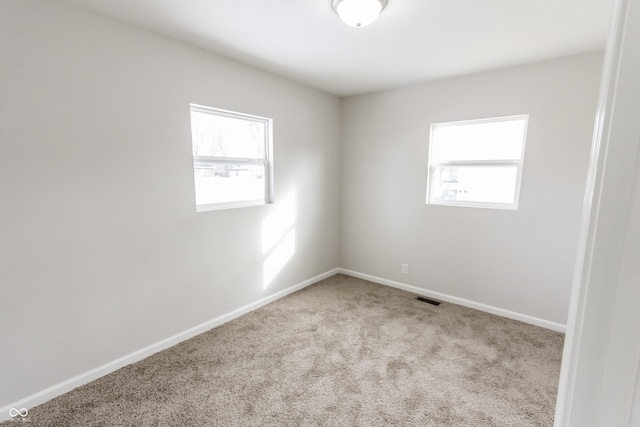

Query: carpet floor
[6,274,564,426]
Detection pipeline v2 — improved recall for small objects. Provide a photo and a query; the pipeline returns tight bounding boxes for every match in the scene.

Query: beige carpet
[5,274,564,426]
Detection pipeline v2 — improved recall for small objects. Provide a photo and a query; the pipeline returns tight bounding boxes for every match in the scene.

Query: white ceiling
[61,0,614,97]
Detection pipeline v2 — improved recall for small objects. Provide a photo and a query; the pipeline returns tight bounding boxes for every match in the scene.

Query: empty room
[2,0,640,426]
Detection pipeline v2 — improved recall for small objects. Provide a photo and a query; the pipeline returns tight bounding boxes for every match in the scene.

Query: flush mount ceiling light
[332,0,388,28]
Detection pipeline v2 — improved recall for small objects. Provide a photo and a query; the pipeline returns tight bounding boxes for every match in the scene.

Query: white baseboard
[0,268,339,421]
[338,269,566,333]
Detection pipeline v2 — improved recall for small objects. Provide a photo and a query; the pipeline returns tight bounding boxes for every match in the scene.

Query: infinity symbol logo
[9,408,28,418]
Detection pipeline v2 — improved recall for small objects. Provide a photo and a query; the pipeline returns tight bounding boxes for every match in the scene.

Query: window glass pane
[191,111,265,159]
[194,163,265,206]
[431,165,518,204]
[431,118,526,162]
[190,104,273,211]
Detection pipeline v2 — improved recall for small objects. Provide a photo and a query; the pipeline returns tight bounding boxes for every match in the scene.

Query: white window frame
[426,115,529,210]
[190,104,274,212]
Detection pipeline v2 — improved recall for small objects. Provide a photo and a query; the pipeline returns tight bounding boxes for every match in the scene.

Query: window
[427,115,528,210]
[190,104,273,212]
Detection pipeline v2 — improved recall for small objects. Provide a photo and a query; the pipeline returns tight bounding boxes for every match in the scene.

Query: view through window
[427,115,528,209]
[190,104,273,211]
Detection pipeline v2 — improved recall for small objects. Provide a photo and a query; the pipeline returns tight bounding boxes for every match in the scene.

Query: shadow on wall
[262,191,296,289]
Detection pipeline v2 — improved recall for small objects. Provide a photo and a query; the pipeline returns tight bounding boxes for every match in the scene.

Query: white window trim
[196,199,267,213]
[426,115,529,210]
[190,104,274,212]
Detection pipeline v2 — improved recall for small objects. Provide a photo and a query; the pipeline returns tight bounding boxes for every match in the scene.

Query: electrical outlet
[401,264,409,275]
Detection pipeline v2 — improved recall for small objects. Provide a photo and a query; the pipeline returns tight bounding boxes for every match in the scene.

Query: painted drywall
[0,0,341,408]
[340,52,603,326]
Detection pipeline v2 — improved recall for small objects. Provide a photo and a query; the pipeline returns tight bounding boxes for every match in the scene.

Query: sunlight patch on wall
[262,191,296,289]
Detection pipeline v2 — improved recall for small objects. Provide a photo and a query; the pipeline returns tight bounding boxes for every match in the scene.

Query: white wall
[340,52,603,327]
[0,0,341,408]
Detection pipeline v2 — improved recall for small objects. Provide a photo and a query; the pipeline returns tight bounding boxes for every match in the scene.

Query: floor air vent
[416,296,441,306]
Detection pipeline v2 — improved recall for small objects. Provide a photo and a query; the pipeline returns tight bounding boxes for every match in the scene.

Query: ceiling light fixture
[331,0,388,28]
